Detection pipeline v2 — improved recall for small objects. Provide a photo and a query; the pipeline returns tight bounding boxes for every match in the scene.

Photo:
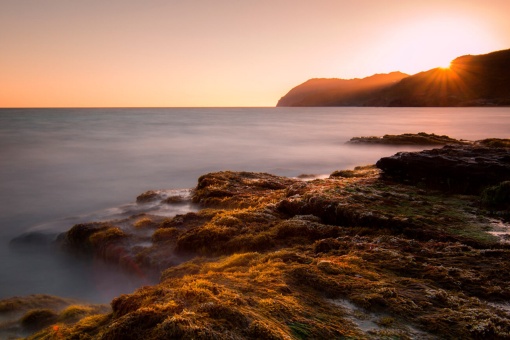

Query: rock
[20,309,58,331]
[163,195,187,204]
[478,138,510,148]
[0,295,109,339]
[9,231,58,248]
[376,145,510,194]
[330,170,365,178]
[193,171,297,207]
[481,181,510,210]
[348,132,470,145]
[136,190,162,203]
[59,222,127,253]
[25,147,510,340]
[137,189,192,205]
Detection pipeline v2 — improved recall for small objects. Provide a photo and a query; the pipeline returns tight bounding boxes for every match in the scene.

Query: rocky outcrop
[192,171,298,208]
[348,132,470,145]
[11,142,510,339]
[0,295,109,339]
[376,144,510,194]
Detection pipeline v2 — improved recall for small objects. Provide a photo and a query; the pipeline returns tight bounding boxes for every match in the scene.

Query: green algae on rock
[481,181,510,210]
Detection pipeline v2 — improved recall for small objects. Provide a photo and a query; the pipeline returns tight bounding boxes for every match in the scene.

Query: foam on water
[4,188,197,302]
[23,189,195,235]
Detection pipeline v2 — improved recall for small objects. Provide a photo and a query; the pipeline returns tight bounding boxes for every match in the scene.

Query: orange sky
[1,0,509,107]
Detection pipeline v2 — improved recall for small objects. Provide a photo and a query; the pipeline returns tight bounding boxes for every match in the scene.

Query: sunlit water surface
[1,107,509,302]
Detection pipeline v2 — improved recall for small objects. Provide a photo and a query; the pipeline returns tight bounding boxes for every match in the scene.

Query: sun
[438,62,452,70]
[377,14,500,75]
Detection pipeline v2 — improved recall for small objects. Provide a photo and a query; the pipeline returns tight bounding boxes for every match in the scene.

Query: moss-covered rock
[478,138,510,148]
[22,142,510,339]
[0,294,109,339]
[481,181,510,209]
[20,309,59,331]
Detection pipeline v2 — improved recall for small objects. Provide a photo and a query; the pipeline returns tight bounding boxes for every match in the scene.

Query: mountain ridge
[277,48,510,107]
[277,71,408,107]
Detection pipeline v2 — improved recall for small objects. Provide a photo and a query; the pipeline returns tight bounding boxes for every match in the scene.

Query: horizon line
[0,106,278,109]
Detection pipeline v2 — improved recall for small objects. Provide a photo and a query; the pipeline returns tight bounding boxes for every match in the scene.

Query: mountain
[276,72,408,107]
[277,49,510,107]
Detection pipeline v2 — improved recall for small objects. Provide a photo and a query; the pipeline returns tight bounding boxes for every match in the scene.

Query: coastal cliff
[276,72,408,107]
[277,48,510,107]
[2,138,510,339]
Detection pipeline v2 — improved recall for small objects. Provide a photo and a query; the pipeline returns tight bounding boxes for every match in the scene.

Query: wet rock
[285,181,309,197]
[59,222,127,253]
[160,211,216,229]
[193,171,297,207]
[137,189,192,205]
[163,195,187,204]
[9,231,58,248]
[20,309,58,331]
[136,190,161,203]
[276,194,411,232]
[330,170,364,178]
[349,132,470,145]
[0,295,109,339]
[28,139,510,340]
[478,138,510,148]
[481,181,510,210]
[376,145,510,194]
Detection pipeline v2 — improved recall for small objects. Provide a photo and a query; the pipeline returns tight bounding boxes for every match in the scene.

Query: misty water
[1,107,509,302]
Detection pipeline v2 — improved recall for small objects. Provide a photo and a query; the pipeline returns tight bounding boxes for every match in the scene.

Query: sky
[1,0,509,107]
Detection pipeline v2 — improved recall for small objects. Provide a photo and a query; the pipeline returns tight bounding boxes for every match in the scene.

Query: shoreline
[2,140,510,339]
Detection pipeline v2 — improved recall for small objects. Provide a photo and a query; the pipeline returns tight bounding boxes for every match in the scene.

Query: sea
[1,107,509,303]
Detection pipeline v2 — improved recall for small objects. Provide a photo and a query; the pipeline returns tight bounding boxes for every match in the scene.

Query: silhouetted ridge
[277,72,408,106]
[277,48,510,107]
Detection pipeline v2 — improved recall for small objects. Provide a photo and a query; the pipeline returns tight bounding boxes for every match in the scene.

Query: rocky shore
[2,138,510,339]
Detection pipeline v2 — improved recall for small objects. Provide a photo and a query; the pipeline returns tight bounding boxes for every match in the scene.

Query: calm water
[1,107,509,302]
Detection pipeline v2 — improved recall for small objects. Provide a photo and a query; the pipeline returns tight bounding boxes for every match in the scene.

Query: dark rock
[136,190,161,203]
[137,190,191,205]
[348,132,470,146]
[285,182,309,197]
[481,181,510,209]
[59,222,126,253]
[9,231,58,248]
[478,138,510,148]
[163,195,187,204]
[20,309,58,331]
[376,145,510,194]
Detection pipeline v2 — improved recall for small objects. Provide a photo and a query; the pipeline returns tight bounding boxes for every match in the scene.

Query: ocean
[1,107,509,302]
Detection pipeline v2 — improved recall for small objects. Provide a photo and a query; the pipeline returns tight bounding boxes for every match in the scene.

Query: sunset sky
[1,0,509,107]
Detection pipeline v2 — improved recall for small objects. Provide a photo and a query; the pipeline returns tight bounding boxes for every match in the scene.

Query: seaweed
[14,146,510,339]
